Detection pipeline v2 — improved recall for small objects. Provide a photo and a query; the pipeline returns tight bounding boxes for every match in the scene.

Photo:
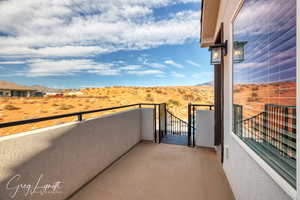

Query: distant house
[66,91,83,96]
[0,80,38,97]
[45,92,64,97]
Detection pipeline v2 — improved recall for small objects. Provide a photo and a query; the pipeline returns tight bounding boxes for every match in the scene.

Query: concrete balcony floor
[69,141,235,200]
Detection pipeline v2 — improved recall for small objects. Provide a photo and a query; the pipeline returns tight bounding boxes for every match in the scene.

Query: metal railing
[166,110,189,136]
[0,103,160,135]
[233,104,296,187]
[188,104,214,146]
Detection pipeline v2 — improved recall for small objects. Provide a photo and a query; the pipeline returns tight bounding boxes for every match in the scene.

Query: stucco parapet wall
[0,108,154,200]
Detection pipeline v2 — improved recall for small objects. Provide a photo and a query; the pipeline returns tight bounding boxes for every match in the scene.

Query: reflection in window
[232,0,296,187]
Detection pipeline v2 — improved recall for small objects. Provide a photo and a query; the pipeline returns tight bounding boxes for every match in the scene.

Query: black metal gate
[158,103,189,146]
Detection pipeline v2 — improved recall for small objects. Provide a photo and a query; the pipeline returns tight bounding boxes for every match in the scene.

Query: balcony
[69,142,234,200]
[0,104,234,200]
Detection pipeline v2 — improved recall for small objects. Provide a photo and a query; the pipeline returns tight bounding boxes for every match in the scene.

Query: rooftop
[0,80,36,91]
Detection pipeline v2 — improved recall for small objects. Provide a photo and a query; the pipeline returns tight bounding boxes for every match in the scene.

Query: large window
[232,0,296,187]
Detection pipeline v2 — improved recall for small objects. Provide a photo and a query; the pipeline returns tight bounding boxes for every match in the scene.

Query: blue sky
[0,0,212,88]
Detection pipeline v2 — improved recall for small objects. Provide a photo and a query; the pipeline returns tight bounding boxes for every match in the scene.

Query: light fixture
[233,41,247,63]
[209,40,228,65]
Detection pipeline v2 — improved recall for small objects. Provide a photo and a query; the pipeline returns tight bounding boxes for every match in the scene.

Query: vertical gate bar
[170,114,172,135]
[164,103,167,137]
[78,113,83,121]
[188,104,191,146]
[180,120,182,135]
[284,107,289,157]
[173,115,174,134]
[292,107,296,159]
[193,106,195,147]
[158,104,161,143]
[154,105,157,143]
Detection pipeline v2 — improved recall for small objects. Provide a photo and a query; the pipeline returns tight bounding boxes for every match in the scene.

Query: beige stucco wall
[0,108,153,200]
[195,110,214,147]
[213,0,295,199]
[141,108,155,141]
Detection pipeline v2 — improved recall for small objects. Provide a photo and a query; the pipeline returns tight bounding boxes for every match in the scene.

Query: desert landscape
[233,81,296,119]
[1,81,295,136]
[0,86,213,136]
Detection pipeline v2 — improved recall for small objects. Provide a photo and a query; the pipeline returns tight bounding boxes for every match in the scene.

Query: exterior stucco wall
[224,134,292,200]
[195,110,214,147]
[141,108,154,141]
[0,108,153,200]
[214,0,295,199]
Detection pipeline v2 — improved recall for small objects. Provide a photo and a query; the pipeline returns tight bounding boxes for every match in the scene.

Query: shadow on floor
[160,134,188,146]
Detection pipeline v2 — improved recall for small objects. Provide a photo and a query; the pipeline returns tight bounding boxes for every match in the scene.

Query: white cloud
[164,59,184,68]
[87,69,121,76]
[186,60,201,67]
[234,0,294,37]
[0,61,25,64]
[147,63,166,69]
[26,59,117,77]
[127,70,164,75]
[0,46,110,58]
[120,65,142,70]
[0,0,200,58]
[171,71,185,78]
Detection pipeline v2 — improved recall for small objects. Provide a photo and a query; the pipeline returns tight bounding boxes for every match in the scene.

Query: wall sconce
[233,41,247,63]
[209,40,227,65]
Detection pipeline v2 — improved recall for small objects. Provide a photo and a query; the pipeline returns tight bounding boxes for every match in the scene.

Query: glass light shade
[210,47,222,64]
[233,41,247,63]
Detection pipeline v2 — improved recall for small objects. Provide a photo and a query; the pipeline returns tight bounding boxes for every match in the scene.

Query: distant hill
[30,85,60,93]
[196,81,214,86]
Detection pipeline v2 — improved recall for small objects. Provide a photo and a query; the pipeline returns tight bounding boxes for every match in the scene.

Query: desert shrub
[234,88,242,93]
[247,97,256,102]
[24,100,36,104]
[3,104,20,110]
[145,97,154,102]
[57,104,74,110]
[146,93,152,98]
[275,89,285,95]
[146,89,151,93]
[155,90,162,94]
[252,87,259,91]
[251,92,258,98]
[52,103,59,107]
[65,95,76,98]
[195,97,202,102]
[167,99,180,106]
[183,94,194,101]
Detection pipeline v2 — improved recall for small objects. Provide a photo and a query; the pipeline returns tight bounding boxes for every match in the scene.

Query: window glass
[232,0,296,187]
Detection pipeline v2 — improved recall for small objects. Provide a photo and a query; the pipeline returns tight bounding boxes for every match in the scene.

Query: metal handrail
[0,103,160,128]
[188,104,214,110]
[166,110,187,125]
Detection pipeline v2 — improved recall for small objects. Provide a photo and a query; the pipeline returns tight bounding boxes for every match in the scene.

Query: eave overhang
[200,0,220,47]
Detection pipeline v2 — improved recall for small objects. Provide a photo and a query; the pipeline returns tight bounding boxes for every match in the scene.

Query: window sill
[229,132,296,199]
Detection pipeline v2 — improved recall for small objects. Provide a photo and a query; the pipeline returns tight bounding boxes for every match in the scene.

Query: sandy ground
[0,86,213,136]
